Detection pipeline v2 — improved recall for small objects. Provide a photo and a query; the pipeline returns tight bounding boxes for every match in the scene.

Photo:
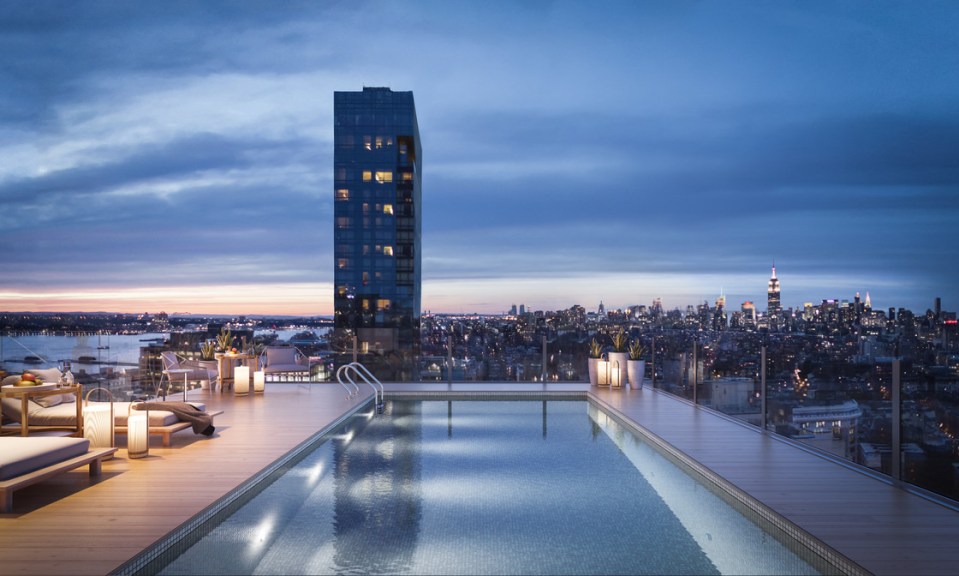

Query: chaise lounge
[0,436,116,513]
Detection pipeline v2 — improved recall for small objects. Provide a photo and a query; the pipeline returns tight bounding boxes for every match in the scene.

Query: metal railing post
[542,335,547,382]
[447,337,453,385]
[760,345,767,432]
[352,335,357,364]
[651,336,656,389]
[892,357,901,482]
[692,341,698,405]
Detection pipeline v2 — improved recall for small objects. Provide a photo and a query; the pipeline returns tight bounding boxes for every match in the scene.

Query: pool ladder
[336,362,385,413]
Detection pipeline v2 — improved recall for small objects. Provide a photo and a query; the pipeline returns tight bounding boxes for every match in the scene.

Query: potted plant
[608,329,629,388]
[627,339,646,390]
[587,338,603,386]
[216,328,234,353]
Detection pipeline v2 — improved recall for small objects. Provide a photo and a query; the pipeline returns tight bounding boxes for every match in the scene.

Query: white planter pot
[627,360,646,390]
[607,352,628,388]
[587,357,599,386]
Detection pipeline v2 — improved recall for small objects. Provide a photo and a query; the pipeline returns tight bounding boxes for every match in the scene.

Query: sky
[1,1,957,317]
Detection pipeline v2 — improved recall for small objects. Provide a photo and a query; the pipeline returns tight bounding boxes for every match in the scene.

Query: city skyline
[2,2,958,316]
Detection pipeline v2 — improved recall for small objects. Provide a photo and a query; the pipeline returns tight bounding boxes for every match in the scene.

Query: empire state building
[767,265,782,331]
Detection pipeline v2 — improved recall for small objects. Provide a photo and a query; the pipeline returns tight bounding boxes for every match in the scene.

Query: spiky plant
[611,329,629,353]
[200,340,216,360]
[588,338,603,359]
[628,339,646,361]
[216,328,234,352]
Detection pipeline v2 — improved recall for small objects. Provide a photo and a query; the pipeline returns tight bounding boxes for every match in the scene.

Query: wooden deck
[0,383,373,576]
[1,382,958,575]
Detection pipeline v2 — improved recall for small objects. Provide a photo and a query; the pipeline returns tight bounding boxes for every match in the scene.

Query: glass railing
[5,324,955,506]
[318,327,959,506]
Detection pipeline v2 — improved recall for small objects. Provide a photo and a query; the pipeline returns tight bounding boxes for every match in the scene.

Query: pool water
[158,400,829,575]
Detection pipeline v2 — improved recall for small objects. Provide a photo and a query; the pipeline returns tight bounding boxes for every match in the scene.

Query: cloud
[1,1,958,315]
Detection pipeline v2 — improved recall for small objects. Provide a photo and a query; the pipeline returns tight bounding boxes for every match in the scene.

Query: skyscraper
[767,264,781,331]
[333,87,421,380]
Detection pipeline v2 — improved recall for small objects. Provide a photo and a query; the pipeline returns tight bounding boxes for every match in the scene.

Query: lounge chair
[159,351,217,398]
[0,437,116,512]
[261,346,311,381]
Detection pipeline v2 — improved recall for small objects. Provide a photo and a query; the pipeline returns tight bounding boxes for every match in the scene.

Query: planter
[627,360,646,390]
[587,357,600,386]
[607,352,628,388]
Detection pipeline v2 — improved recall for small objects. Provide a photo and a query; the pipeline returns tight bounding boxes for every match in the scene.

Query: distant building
[767,264,781,331]
[333,87,422,380]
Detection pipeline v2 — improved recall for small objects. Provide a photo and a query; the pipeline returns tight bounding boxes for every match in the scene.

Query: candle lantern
[83,388,115,456]
[127,402,150,459]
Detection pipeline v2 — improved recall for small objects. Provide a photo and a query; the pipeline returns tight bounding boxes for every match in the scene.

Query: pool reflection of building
[333,400,421,573]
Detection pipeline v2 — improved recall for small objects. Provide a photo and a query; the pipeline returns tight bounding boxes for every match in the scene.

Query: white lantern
[597,360,610,387]
[609,359,622,388]
[253,370,265,393]
[127,403,149,459]
[234,366,250,395]
[83,388,114,456]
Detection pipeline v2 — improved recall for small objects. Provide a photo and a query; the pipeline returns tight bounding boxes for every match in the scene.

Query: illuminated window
[362,171,372,182]
[402,172,413,182]
[336,217,350,229]
[375,136,383,149]
[399,142,408,155]
[383,204,394,215]
[362,299,370,311]
[363,136,372,151]
[337,286,347,296]
[383,246,394,256]
[375,171,392,183]
[336,189,349,201]
[374,244,382,253]
[337,259,349,270]
[362,272,369,285]
[377,299,391,310]
[362,202,370,214]
[386,137,393,146]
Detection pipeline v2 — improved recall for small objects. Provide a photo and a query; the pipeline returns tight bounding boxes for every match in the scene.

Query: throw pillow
[26,367,63,383]
[33,394,63,408]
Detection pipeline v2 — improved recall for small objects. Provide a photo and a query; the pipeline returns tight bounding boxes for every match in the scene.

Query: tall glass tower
[333,87,421,381]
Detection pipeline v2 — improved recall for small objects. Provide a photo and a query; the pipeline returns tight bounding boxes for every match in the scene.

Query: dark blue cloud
[1,0,957,314]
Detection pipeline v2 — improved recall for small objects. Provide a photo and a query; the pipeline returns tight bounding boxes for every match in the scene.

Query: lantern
[127,402,150,459]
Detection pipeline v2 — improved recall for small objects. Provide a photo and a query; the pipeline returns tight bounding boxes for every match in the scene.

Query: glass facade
[333,88,421,380]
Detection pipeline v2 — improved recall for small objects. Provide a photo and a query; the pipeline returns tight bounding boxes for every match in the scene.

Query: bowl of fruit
[14,373,42,386]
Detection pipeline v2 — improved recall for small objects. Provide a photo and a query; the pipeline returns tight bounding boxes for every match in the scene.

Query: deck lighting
[83,387,114,455]
[597,360,610,387]
[128,403,149,459]
[235,366,250,395]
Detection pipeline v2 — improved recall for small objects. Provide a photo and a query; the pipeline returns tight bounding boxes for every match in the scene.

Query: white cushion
[0,437,90,480]
[26,368,63,383]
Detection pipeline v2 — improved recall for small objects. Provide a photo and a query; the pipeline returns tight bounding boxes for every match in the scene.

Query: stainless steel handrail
[335,362,384,410]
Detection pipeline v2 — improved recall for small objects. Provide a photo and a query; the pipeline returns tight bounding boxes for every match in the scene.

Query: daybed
[0,436,116,512]
[2,370,222,446]
[1,397,223,447]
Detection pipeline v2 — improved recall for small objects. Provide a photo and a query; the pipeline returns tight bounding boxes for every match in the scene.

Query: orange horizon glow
[0,283,335,316]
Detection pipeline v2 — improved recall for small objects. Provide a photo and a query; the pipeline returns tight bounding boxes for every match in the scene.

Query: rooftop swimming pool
[148,399,839,575]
